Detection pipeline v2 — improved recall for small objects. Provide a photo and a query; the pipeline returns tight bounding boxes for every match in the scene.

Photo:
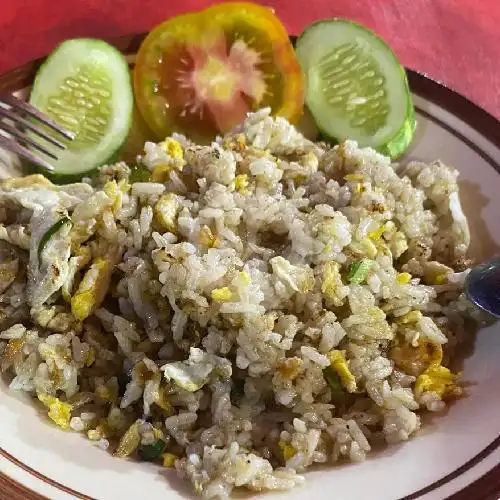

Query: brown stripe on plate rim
[0,447,94,500]
[0,469,47,500]
[0,33,499,500]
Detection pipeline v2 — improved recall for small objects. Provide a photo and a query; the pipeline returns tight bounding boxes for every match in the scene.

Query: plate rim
[0,32,499,500]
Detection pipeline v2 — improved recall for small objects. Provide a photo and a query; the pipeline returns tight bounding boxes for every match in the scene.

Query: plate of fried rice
[1,34,500,500]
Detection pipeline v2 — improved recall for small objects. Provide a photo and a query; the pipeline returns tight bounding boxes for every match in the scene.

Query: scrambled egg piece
[199,225,219,248]
[151,139,185,182]
[34,306,56,327]
[397,310,422,325]
[71,258,112,321]
[1,174,52,189]
[390,339,443,377]
[368,224,387,241]
[270,256,314,293]
[416,364,462,399]
[162,453,177,468]
[233,174,250,195]
[364,306,381,321]
[327,350,357,392]
[162,363,206,392]
[321,262,343,305]
[104,180,122,214]
[88,419,114,440]
[278,441,296,461]
[396,272,412,284]
[70,224,94,252]
[422,261,454,285]
[161,138,184,160]
[37,393,72,430]
[391,327,458,398]
[211,287,233,302]
[279,357,303,380]
[239,271,251,285]
[222,133,246,152]
[118,178,131,193]
[154,193,181,232]
[162,348,231,393]
[152,427,165,441]
[62,246,92,302]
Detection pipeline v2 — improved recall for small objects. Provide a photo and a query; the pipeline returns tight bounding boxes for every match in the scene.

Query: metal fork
[0,93,75,171]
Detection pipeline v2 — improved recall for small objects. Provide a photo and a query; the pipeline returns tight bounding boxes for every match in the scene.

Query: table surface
[1,0,500,119]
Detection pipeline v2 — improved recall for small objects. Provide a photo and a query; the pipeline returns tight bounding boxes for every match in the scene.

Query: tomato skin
[134,2,304,141]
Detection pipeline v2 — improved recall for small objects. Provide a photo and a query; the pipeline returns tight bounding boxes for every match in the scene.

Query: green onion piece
[323,366,345,405]
[130,164,151,183]
[38,217,72,262]
[324,366,343,393]
[137,439,166,461]
[347,259,374,284]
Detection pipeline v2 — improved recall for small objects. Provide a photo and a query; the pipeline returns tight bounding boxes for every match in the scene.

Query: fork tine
[0,122,59,160]
[0,134,55,171]
[0,106,67,150]
[0,93,76,141]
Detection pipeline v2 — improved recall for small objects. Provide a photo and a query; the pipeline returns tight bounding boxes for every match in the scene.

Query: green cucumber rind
[27,144,124,184]
[28,38,133,182]
[316,98,416,160]
[29,146,124,185]
[379,99,416,159]
[296,19,416,159]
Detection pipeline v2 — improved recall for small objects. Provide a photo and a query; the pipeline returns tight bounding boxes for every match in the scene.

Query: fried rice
[0,108,484,498]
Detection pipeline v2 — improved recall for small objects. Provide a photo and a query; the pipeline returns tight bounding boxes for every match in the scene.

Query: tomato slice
[134,3,304,141]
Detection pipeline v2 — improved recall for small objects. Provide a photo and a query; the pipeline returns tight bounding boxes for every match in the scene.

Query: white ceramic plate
[1,34,500,500]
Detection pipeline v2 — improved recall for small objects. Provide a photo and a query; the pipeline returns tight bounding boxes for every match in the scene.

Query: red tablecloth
[1,0,499,118]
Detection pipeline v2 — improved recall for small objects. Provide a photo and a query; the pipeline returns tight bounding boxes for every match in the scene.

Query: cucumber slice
[296,20,415,158]
[29,38,133,181]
